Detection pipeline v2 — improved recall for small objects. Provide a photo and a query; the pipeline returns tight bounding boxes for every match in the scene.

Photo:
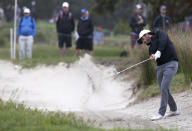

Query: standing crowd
[0,2,189,60]
[129,4,172,55]
[56,2,93,57]
[17,1,94,59]
[56,2,173,58]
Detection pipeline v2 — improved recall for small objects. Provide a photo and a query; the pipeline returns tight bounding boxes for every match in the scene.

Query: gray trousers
[18,36,34,59]
[156,61,178,116]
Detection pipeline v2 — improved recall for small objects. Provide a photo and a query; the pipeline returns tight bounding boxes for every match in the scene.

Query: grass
[168,31,192,83]
[0,20,131,68]
[136,47,156,85]
[0,100,172,131]
[0,20,130,67]
[0,100,90,131]
[104,35,130,48]
[0,44,129,68]
[0,23,11,47]
[137,73,190,100]
[35,21,58,45]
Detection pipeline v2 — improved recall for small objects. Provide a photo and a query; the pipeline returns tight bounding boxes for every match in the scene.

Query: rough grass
[0,100,171,131]
[35,21,58,45]
[137,73,189,100]
[136,47,156,85]
[104,35,130,48]
[168,31,192,83]
[0,44,128,68]
[0,100,91,131]
[0,20,131,68]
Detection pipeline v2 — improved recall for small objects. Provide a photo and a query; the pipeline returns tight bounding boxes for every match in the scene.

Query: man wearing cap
[138,29,180,121]
[18,8,36,59]
[152,5,172,31]
[75,9,94,56]
[129,4,146,55]
[56,2,74,56]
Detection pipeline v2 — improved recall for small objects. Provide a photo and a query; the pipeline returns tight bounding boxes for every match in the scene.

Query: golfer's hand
[150,54,155,60]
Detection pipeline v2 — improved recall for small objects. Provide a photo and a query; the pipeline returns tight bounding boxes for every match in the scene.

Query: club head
[116,72,121,75]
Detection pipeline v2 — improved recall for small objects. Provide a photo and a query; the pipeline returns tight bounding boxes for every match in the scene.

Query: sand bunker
[0,55,133,111]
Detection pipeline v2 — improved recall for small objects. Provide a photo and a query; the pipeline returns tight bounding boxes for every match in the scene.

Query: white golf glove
[155,50,161,60]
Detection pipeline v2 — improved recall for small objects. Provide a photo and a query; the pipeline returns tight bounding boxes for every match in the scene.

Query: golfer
[138,29,180,121]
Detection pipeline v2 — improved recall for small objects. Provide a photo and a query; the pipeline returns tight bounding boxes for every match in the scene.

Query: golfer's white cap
[136,4,142,9]
[24,8,30,14]
[137,29,152,44]
[62,2,69,8]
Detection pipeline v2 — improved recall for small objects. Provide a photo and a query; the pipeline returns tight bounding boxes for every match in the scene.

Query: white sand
[0,55,133,112]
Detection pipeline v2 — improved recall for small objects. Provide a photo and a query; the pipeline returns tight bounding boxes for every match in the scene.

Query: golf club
[115,58,152,75]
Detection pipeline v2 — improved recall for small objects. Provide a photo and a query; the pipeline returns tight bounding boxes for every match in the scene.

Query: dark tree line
[0,0,132,29]
[1,0,191,31]
[93,0,192,23]
[0,0,93,19]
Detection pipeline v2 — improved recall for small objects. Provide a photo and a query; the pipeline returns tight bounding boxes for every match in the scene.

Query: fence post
[10,28,13,59]
[13,0,17,60]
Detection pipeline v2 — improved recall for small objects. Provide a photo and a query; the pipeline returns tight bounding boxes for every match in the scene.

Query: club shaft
[116,58,151,75]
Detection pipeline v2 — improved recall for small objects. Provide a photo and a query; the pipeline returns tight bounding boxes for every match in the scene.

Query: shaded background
[1,0,192,33]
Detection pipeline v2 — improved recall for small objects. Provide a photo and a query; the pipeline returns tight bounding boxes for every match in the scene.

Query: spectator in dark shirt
[129,4,146,55]
[75,9,94,56]
[56,2,74,56]
[152,5,172,32]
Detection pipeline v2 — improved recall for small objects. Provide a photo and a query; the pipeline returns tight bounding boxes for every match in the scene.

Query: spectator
[18,8,36,59]
[94,26,104,45]
[56,2,75,56]
[152,5,172,32]
[5,5,13,22]
[75,9,94,56]
[184,20,191,32]
[129,4,146,55]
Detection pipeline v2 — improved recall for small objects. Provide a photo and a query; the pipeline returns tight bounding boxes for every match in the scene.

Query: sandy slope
[81,90,192,131]
[0,56,191,131]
